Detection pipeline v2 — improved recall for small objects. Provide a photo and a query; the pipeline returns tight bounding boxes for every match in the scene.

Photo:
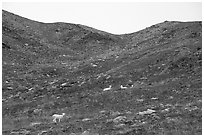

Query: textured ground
[2,10,202,135]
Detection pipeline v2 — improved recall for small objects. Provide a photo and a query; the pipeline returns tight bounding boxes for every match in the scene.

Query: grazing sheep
[91,63,97,67]
[52,113,65,123]
[120,85,128,89]
[61,83,67,86]
[103,85,112,91]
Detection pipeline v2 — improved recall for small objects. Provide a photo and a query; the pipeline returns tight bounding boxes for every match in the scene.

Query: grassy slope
[2,10,202,135]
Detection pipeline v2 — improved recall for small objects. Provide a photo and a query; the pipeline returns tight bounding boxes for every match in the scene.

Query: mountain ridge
[2,10,202,135]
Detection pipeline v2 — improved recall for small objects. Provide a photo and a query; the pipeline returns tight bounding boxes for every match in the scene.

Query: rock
[81,130,90,135]
[113,116,127,123]
[124,120,134,125]
[61,83,67,86]
[99,110,109,115]
[125,111,132,114]
[10,131,20,135]
[81,129,98,135]
[116,128,137,135]
[138,109,156,115]
[151,97,158,100]
[100,110,106,113]
[106,119,113,123]
[111,111,121,117]
[166,117,181,123]
[114,123,126,128]
[161,108,170,113]
[38,130,48,135]
[30,122,41,126]
[7,87,13,90]
[136,98,144,102]
[82,118,91,122]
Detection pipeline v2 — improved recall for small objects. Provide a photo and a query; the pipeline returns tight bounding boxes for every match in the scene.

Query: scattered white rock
[169,96,174,99]
[82,118,91,122]
[100,110,107,114]
[114,123,126,128]
[138,109,156,115]
[113,116,127,123]
[130,123,139,127]
[106,75,111,79]
[33,108,42,115]
[81,129,91,135]
[30,122,41,126]
[166,117,180,123]
[10,131,20,135]
[111,111,121,117]
[125,111,132,114]
[165,104,173,107]
[61,62,67,65]
[184,106,199,111]
[106,119,113,123]
[140,77,147,80]
[151,113,161,119]
[8,95,14,99]
[161,108,170,113]
[7,87,13,90]
[136,98,144,102]
[20,129,30,134]
[28,87,34,91]
[38,130,48,135]
[79,81,85,86]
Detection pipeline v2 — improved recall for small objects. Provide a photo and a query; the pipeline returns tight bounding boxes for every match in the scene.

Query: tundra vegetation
[2,10,202,135]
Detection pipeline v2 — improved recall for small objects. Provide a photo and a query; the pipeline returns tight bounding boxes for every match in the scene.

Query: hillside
[2,10,202,135]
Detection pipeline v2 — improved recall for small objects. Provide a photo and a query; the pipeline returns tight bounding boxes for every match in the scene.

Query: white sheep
[91,63,97,67]
[52,113,65,123]
[103,85,112,91]
[120,85,128,89]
